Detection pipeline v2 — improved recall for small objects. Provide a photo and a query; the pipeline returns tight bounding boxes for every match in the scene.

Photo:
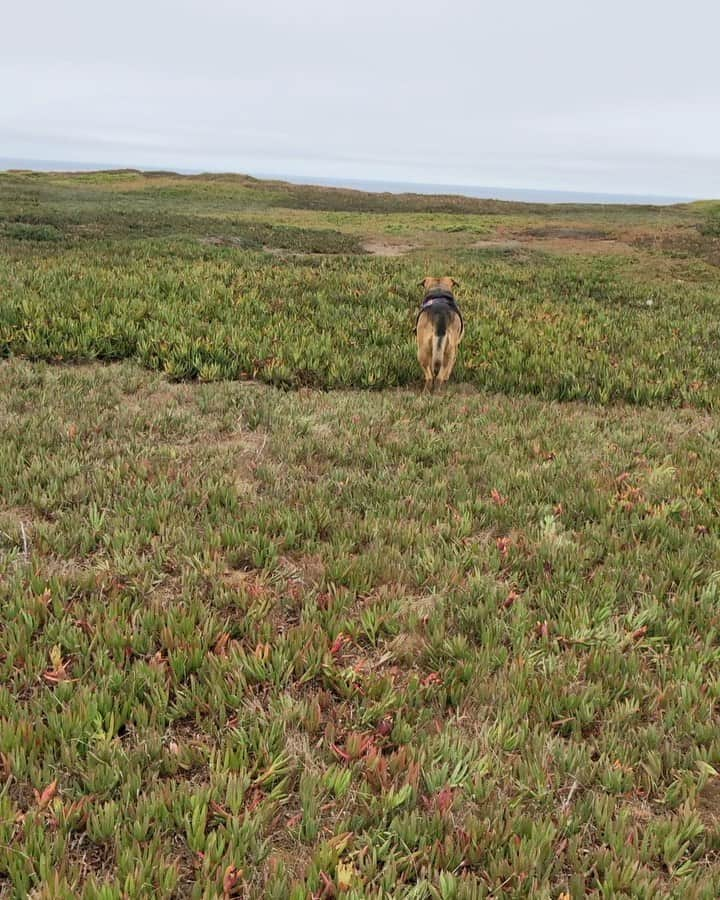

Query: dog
[415,276,464,391]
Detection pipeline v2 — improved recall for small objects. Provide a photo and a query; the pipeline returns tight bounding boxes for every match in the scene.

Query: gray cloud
[2,0,719,196]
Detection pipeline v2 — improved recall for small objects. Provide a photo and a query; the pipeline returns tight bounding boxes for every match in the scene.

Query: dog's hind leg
[437,317,462,389]
[431,332,447,381]
[437,341,458,390]
[417,320,436,392]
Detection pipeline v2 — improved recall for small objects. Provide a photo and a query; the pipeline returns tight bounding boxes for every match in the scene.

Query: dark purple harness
[415,289,464,335]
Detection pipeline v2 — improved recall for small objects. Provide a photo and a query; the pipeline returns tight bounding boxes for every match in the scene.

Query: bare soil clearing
[361,239,416,256]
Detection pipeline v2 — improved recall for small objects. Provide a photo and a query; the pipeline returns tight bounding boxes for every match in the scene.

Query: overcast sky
[3,0,719,198]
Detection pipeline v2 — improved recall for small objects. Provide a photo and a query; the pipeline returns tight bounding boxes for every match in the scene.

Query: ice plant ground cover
[1,171,720,896]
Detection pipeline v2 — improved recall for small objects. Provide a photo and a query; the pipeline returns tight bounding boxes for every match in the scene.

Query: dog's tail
[432,328,447,379]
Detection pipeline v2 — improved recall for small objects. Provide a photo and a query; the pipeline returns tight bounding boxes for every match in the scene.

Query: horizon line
[0,155,704,206]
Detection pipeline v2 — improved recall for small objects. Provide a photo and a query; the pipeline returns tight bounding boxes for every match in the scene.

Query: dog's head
[419,276,459,296]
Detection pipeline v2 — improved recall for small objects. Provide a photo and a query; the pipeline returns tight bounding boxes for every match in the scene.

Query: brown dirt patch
[697,777,720,828]
[169,833,199,894]
[5,777,36,814]
[60,833,116,885]
[362,240,416,256]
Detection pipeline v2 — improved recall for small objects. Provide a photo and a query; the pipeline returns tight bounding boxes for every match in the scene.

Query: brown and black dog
[415,276,464,391]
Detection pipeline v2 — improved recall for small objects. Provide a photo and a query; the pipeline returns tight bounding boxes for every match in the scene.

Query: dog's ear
[418,277,429,289]
[451,278,460,288]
